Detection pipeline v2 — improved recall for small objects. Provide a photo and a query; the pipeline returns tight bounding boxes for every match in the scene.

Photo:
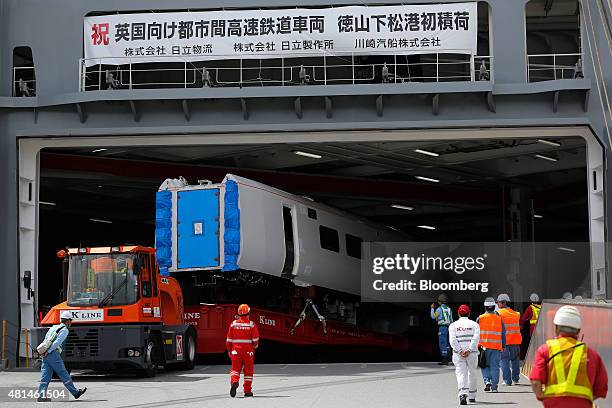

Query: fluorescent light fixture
[391,204,414,211]
[537,139,561,147]
[92,148,107,153]
[533,214,543,219]
[294,151,322,159]
[39,201,56,206]
[89,218,113,224]
[415,175,440,183]
[557,247,576,253]
[415,148,440,157]
[535,154,558,162]
[417,225,436,230]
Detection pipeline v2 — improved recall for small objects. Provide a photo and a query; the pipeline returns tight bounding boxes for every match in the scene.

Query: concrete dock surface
[0,362,540,407]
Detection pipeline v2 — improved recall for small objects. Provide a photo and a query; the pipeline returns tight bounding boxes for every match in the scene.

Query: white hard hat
[484,297,496,307]
[60,310,74,320]
[553,306,581,330]
[561,292,573,300]
[530,293,540,302]
[497,293,510,302]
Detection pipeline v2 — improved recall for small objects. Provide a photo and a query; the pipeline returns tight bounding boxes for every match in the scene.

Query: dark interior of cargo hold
[37,136,590,362]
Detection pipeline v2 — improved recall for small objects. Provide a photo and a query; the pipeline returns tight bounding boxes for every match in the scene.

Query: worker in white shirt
[449,304,481,405]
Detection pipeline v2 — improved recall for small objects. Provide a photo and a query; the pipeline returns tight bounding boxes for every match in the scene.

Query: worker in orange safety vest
[529,305,608,407]
[477,297,506,392]
[226,304,260,398]
[497,293,522,386]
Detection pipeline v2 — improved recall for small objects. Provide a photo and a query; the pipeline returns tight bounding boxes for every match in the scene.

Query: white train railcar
[156,174,404,296]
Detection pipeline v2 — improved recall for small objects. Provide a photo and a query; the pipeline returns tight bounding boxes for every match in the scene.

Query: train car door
[281,205,297,277]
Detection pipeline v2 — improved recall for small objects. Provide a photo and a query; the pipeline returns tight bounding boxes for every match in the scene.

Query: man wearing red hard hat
[449,304,481,405]
[226,304,260,398]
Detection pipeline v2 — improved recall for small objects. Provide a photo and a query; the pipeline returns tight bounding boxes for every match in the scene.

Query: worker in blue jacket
[37,310,87,402]
[431,293,454,365]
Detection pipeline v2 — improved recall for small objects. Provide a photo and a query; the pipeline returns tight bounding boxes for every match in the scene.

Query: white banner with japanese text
[84,3,477,66]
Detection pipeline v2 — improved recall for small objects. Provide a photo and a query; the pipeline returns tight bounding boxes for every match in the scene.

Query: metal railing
[79,53,493,92]
[12,67,36,97]
[527,53,583,82]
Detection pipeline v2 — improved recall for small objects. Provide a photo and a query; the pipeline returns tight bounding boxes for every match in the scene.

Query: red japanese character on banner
[91,23,110,45]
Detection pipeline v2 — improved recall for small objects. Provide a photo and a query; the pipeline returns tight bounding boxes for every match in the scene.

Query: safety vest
[529,304,541,326]
[478,313,503,350]
[498,307,522,345]
[543,337,593,401]
[438,304,453,326]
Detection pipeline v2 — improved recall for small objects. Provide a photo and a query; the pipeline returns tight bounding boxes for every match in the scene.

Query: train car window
[345,234,363,259]
[319,225,339,252]
[308,208,317,220]
[281,206,295,276]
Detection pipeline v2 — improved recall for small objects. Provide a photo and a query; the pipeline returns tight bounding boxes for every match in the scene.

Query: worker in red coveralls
[529,305,608,408]
[226,303,260,398]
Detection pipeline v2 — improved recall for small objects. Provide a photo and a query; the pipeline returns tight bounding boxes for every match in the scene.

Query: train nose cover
[155,180,240,273]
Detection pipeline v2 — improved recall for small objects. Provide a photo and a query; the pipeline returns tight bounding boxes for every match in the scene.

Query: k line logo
[66,309,104,322]
[259,315,276,327]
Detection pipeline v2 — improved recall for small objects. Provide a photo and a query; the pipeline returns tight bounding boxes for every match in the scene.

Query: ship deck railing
[527,52,583,82]
[78,52,494,92]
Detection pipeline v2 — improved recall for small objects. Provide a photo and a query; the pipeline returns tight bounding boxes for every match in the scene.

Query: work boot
[74,388,87,399]
[230,382,239,398]
[244,392,254,397]
[459,395,467,405]
[437,357,449,365]
[484,384,491,392]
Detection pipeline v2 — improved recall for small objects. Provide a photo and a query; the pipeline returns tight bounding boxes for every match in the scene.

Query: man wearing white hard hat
[496,293,522,386]
[36,310,87,402]
[477,297,506,392]
[529,306,608,407]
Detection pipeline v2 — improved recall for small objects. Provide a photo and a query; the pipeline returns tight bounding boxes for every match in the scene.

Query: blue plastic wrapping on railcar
[155,190,173,276]
[223,180,240,271]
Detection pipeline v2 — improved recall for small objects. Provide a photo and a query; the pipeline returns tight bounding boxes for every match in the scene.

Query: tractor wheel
[179,330,196,370]
[141,340,158,378]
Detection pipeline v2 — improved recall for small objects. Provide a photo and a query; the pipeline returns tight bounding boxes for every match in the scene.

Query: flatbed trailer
[184,304,420,355]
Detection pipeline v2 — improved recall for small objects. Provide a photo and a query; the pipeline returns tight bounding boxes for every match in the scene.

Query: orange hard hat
[237,304,250,316]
